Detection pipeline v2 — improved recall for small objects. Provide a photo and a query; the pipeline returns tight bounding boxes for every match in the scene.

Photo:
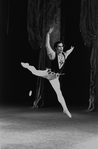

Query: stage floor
[0,105,98,149]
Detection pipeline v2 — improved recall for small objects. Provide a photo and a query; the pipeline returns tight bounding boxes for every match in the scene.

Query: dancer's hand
[21,62,29,68]
[70,46,74,50]
[48,27,54,34]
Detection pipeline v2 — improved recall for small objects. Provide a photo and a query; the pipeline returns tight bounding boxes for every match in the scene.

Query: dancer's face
[56,43,64,54]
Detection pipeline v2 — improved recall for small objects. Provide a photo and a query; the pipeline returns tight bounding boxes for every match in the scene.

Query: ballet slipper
[21,62,29,68]
[63,110,72,118]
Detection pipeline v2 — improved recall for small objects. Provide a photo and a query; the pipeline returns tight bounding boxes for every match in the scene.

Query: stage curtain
[80,0,98,111]
[27,0,61,107]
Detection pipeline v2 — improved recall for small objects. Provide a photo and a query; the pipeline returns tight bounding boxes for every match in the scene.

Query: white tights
[21,62,72,118]
[49,78,68,111]
[49,78,72,117]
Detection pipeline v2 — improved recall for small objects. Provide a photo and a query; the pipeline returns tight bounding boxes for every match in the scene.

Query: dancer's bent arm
[64,46,74,59]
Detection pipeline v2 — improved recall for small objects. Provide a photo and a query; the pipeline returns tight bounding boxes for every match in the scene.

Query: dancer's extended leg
[21,62,49,77]
[21,62,57,80]
[49,77,72,118]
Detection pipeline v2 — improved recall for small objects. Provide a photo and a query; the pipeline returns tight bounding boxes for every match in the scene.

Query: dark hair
[53,41,64,50]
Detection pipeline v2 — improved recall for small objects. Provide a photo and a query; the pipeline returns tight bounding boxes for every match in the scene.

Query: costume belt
[47,68,65,78]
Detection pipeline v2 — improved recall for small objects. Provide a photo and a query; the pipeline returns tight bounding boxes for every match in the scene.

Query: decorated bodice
[51,52,66,73]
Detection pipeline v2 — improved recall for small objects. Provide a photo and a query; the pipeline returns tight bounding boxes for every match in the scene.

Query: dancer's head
[54,41,64,54]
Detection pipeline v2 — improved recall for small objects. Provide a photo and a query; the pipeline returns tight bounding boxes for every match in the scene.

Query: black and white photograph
[0,0,98,148]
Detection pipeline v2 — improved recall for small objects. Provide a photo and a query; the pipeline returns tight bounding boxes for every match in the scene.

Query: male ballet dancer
[21,27,74,118]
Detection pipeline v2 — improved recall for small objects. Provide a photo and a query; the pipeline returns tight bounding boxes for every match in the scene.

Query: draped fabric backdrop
[80,0,98,111]
[27,0,61,107]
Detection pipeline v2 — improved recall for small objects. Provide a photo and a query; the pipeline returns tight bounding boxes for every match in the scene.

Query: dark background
[0,0,91,107]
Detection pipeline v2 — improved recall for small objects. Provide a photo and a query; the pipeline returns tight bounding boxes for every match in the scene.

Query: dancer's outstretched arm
[64,46,74,59]
[46,27,55,60]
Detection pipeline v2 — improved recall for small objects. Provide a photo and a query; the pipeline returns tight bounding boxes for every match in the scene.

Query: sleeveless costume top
[50,52,66,73]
